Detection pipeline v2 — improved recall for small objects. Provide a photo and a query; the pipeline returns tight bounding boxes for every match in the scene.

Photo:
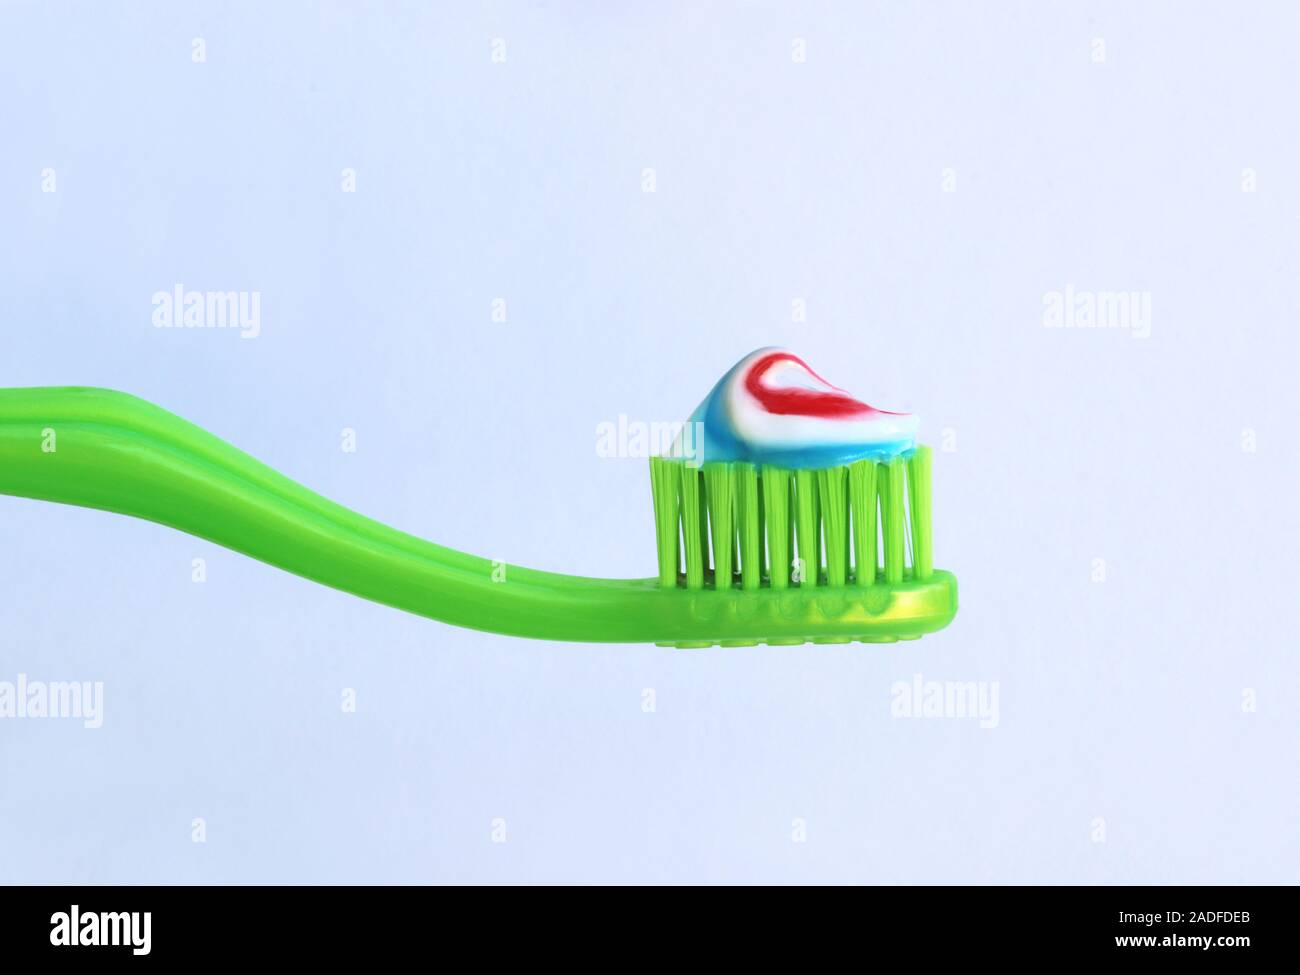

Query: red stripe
[744,352,877,418]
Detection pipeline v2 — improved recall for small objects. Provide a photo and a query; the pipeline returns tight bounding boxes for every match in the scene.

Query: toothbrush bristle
[879,456,906,584]
[734,463,761,590]
[760,465,791,589]
[649,447,935,592]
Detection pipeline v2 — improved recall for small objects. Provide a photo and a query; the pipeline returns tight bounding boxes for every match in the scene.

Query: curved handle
[0,386,664,642]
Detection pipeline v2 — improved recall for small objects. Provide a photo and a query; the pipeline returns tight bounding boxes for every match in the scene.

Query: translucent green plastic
[0,388,956,647]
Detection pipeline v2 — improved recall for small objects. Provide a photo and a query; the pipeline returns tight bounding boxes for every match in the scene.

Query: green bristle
[836,466,851,580]
[785,476,794,579]
[734,463,761,590]
[879,457,905,583]
[794,469,818,587]
[649,457,680,587]
[761,465,792,589]
[907,446,933,580]
[817,466,849,587]
[697,470,710,575]
[848,460,878,586]
[679,464,706,589]
[812,482,822,577]
[704,463,734,588]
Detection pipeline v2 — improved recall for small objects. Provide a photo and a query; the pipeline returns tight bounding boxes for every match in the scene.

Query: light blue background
[1,1,1297,884]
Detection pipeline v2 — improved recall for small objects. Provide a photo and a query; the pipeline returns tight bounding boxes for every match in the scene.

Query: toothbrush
[0,351,956,647]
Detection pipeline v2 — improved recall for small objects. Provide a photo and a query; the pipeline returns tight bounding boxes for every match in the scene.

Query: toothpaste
[673,348,918,468]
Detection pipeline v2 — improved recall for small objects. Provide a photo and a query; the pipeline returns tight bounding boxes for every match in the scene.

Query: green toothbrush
[0,360,956,647]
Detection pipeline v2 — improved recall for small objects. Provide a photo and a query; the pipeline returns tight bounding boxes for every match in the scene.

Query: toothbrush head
[646,349,957,647]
